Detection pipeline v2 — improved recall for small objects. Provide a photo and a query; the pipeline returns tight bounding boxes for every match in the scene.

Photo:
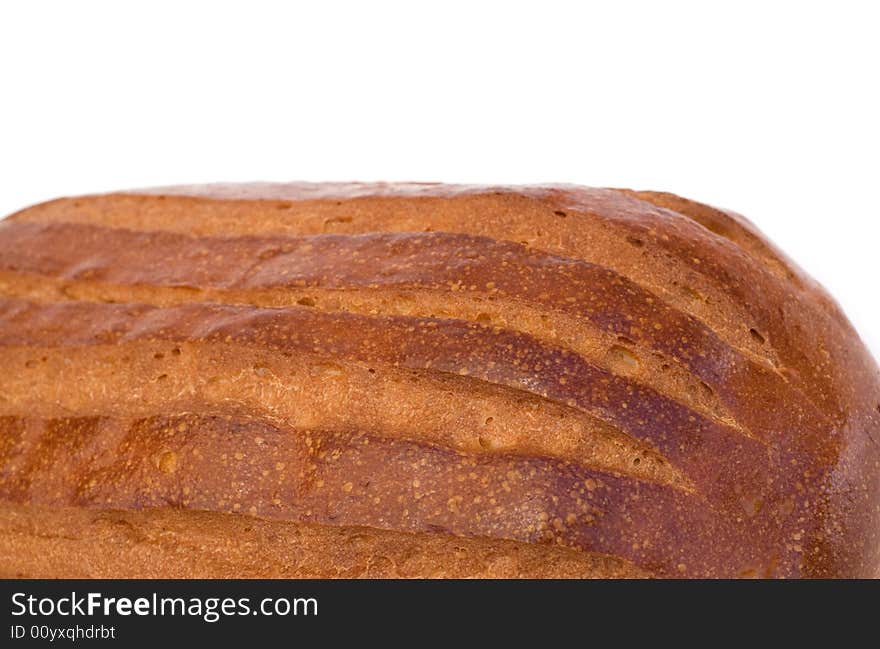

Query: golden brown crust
[0,503,646,578]
[1,182,878,578]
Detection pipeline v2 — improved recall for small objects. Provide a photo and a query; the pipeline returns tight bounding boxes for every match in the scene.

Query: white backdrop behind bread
[1,1,877,357]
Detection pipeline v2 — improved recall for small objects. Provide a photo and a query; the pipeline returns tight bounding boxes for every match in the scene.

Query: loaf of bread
[0,183,878,578]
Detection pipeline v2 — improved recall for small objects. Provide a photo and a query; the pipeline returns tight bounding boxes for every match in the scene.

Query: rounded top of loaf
[1,182,878,577]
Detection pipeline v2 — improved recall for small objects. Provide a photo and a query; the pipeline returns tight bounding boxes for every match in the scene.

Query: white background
[1,1,877,356]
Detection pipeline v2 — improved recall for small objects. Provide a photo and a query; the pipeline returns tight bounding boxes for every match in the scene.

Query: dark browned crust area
[1,183,878,578]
